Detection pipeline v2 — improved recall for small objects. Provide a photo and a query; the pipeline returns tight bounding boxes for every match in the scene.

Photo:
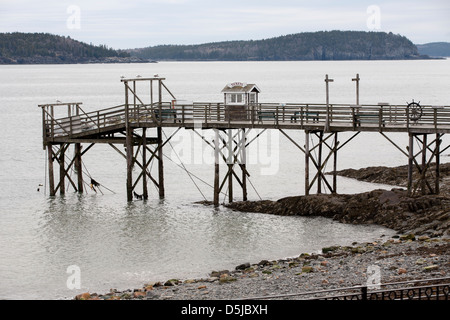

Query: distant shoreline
[1,57,445,65]
[0,58,157,65]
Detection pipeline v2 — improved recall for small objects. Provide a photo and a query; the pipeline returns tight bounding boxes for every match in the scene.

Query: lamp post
[324,74,334,132]
[352,73,360,106]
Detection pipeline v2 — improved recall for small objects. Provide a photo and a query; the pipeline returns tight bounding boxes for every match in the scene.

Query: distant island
[129,30,431,61]
[416,42,450,58]
[0,32,151,64]
[1,31,447,64]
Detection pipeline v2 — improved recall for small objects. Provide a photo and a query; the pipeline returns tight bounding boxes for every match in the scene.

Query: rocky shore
[225,162,450,238]
[226,188,450,238]
[75,164,450,300]
[76,236,449,300]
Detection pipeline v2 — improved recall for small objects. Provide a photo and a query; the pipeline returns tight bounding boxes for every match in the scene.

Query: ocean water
[0,60,449,300]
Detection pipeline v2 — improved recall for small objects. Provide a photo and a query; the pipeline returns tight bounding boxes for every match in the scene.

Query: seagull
[120,75,125,79]
[154,74,159,78]
[136,75,142,78]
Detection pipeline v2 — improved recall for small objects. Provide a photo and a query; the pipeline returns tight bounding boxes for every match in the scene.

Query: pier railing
[41,102,450,141]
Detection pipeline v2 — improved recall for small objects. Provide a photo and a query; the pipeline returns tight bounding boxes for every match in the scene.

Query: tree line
[129,31,425,61]
[0,32,129,63]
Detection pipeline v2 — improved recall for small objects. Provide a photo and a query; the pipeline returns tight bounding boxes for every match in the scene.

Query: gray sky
[1,0,449,49]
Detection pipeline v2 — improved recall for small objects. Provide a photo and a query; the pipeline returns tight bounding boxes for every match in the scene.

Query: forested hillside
[0,32,133,64]
[129,31,426,61]
[0,31,433,64]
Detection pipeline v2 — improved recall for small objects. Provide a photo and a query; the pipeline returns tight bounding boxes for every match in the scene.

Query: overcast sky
[1,0,449,49]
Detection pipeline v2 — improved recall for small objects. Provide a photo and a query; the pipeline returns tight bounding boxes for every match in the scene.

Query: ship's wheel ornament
[407,100,422,122]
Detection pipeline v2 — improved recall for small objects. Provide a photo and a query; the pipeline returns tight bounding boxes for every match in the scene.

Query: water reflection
[30,192,395,299]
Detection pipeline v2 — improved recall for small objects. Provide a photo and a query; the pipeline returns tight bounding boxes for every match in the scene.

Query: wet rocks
[226,188,450,238]
[332,162,450,194]
[235,262,250,270]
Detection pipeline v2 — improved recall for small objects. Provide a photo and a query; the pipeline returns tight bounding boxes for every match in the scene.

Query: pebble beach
[76,234,449,300]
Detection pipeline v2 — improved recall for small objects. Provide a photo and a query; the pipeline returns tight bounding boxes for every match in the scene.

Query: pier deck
[38,76,450,202]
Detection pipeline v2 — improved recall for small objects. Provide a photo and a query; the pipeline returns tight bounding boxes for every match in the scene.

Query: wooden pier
[39,76,450,203]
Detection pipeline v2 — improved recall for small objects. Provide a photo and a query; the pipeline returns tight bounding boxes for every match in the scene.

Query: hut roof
[221,82,261,93]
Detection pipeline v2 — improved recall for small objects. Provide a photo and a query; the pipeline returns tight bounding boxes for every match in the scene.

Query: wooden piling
[157,127,165,199]
[59,144,65,195]
[407,133,414,196]
[305,131,310,195]
[214,129,220,206]
[421,134,427,195]
[317,131,323,194]
[47,144,55,196]
[75,143,83,193]
[324,75,334,132]
[142,128,148,200]
[227,129,233,203]
[124,80,134,202]
[126,128,133,202]
[333,133,338,193]
[241,129,248,201]
[436,133,441,194]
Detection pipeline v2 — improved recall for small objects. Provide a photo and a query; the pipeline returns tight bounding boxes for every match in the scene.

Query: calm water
[1,60,449,300]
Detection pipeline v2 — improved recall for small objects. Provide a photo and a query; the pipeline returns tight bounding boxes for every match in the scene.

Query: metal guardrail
[242,277,450,300]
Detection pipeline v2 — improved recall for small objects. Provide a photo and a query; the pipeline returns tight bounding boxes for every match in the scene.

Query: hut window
[230,94,243,103]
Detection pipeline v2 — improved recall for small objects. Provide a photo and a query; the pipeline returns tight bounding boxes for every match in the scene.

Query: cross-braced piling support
[407,133,443,196]
[46,142,85,196]
[280,129,360,196]
[210,128,249,206]
[304,130,339,195]
[122,128,166,201]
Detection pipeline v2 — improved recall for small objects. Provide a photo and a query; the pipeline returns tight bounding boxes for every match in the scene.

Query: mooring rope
[162,129,208,201]
[247,174,262,200]
[80,158,115,194]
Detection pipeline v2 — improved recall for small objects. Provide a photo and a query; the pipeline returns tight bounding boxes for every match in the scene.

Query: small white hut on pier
[222,82,261,120]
